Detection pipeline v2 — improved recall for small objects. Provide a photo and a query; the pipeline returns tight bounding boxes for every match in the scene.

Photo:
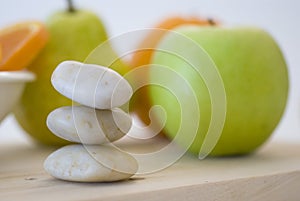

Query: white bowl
[0,71,35,122]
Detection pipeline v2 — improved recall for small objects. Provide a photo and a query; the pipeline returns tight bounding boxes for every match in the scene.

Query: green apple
[14,1,128,145]
[149,26,289,156]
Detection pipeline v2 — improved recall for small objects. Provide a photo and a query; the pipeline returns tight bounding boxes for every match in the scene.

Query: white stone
[44,144,138,182]
[47,106,132,144]
[51,61,133,109]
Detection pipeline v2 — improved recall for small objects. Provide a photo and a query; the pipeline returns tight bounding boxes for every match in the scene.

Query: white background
[0,0,299,144]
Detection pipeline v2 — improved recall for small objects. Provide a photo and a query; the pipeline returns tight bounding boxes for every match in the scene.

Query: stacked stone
[44,61,138,182]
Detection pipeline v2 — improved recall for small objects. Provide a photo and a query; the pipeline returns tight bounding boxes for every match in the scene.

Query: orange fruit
[131,16,216,68]
[130,16,217,125]
[0,21,49,71]
[0,44,2,62]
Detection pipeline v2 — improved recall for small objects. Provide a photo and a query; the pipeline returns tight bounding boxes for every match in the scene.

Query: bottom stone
[44,144,138,182]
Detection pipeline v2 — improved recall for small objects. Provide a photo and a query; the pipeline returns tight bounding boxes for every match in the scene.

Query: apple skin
[14,10,110,145]
[149,26,289,156]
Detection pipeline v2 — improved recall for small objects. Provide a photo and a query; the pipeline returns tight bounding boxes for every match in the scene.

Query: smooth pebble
[44,144,138,182]
[51,61,133,109]
[47,106,132,144]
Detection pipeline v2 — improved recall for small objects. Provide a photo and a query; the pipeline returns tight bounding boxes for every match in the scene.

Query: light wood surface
[0,139,300,201]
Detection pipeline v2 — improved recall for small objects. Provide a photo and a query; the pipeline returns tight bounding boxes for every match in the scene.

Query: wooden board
[0,139,300,201]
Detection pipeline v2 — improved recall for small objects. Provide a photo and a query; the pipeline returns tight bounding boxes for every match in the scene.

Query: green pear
[14,6,127,145]
[149,26,289,156]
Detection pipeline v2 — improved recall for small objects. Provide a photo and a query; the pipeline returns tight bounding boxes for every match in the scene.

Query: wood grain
[0,140,300,201]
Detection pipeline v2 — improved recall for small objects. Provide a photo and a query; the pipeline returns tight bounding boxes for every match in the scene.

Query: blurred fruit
[14,2,111,145]
[131,16,215,68]
[0,44,2,62]
[0,21,48,71]
[150,26,289,156]
[129,16,216,126]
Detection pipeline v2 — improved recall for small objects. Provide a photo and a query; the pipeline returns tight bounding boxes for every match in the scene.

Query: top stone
[51,61,133,109]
